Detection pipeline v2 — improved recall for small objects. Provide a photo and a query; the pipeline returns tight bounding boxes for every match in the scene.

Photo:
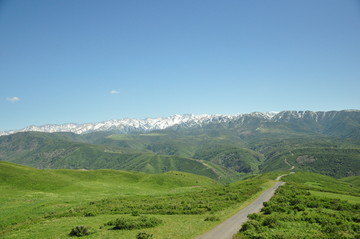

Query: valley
[0,110,360,238]
[1,110,360,181]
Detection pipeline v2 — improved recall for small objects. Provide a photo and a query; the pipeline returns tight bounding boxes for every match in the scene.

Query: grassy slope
[104,133,250,182]
[250,135,360,178]
[0,161,278,239]
[106,130,360,179]
[0,160,218,192]
[106,132,263,177]
[341,175,360,188]
[0,132,242,183]
[2,129,360,182]
[283,171,360,195]
[0,161,218,235]
[193,144,264,173]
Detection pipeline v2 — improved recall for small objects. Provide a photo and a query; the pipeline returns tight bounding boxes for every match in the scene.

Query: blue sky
[1,0,359,131]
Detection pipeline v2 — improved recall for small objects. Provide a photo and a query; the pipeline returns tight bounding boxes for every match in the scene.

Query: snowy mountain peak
[0,110,357,136]
[0,114,224,136]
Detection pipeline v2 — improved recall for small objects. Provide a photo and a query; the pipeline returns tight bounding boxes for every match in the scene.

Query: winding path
[196,181,285,239]
[284,158,295,170]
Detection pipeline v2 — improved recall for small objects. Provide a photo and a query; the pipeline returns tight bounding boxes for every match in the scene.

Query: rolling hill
[0,110,360,180]
[0,161,275,239]
[0,132,242,183]
[0,160,218,193]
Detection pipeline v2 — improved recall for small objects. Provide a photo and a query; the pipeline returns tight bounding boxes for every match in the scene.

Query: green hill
[341,175,360,188]
[283,171,360,195]
[0,161,219,235]
[193,144,264,173]
[249,136,360,178]
[0,132,242,183]
[0,161,275,239]
[0,161,218,193]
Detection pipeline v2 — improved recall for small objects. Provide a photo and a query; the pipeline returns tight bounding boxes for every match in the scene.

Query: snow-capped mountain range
[0,110,358,136]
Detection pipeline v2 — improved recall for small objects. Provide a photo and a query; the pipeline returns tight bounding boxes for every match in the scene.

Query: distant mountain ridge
[1,110,359,136]
[1,109,359,180]
[0,112,272,136]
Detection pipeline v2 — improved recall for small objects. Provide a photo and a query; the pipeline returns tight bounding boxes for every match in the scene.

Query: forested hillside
[1,110,360,180]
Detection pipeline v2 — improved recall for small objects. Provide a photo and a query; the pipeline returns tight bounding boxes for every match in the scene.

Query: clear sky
[1,0,359,131]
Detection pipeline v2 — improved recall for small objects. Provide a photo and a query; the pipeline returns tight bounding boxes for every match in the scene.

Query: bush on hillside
[204,216,220,221]
[236,183,360,238]
[106,216,162,230]
[69,225,94,237]
[136,232,153,239]
[131,210,140,216]
[84,211,96,217]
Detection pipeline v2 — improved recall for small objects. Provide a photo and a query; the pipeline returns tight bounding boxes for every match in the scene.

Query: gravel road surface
[196,181,285,239]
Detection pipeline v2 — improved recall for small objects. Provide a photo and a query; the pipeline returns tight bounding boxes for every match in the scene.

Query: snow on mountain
[0,110,357,136]
[0,114,233,136]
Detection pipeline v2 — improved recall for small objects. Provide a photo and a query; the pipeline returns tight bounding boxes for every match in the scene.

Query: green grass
[309,190,360,204]
[107,134,134,140]
[0,161,278,239]
[2,183,276,239]
[341,176,360,188]
[283,171,360,196]
[0,161,219,236]
[54,177,269,218]
[139,133,168,136]
[2,214,220,239]
[0,161,218,193]
[4,185,277,239]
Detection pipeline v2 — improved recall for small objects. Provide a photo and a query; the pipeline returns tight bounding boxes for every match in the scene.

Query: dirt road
[196,181,285,239]
[284,158,295,170]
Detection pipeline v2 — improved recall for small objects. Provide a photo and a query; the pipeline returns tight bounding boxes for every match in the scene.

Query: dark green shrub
[261,206,273,215]
[236,182,360,239]
[204,216,220,221]
[131,210,140,216]
[111,217,134,230]
[69,225,94,237]
[239,221,252,232]
[136,232,153,239]
[262,217,278,228]
[293,204,305,212]
[84,212,96,217]
[239,220,261,232]
[248,213,261,221]
[107,216,162,230]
